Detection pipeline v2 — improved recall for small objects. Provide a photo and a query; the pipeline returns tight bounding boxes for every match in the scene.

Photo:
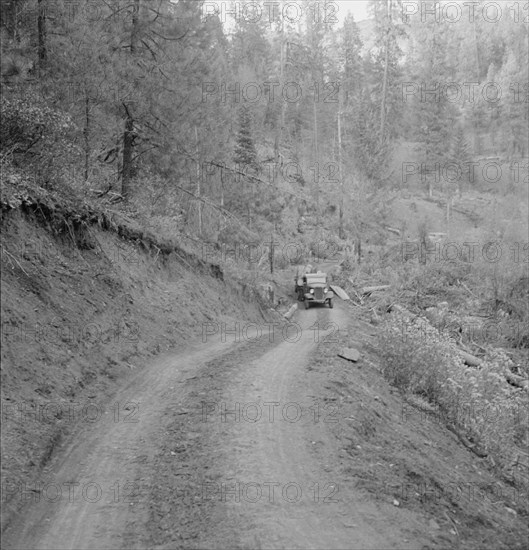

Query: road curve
[4,302,426,549]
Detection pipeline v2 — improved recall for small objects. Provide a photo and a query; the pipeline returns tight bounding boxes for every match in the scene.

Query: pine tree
[451,125,472,197]
[233,103,259,172]
[232,103,260,228]
[341,14,364,112]
[406,0,455,196]
[368,0,405,146]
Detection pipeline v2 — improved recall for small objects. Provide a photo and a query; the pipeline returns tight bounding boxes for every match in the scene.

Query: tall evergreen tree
[451,124,472,197]
[406,0,455,196]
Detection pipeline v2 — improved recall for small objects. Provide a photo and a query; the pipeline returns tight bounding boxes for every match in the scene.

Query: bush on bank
[378,311,529,485]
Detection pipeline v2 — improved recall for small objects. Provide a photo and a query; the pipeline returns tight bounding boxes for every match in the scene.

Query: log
[362,285,390,294]
[284,304,297,320]
[338,348,360,362]
[458,350,482,367]
[330,284,350,301]
[457,350,528,389]
[505,372,529,390]
[387,227,401,236]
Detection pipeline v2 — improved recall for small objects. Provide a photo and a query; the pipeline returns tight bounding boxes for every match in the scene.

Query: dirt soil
[3,302,528,547]
[0,207,274,536]
[1,208,528,549]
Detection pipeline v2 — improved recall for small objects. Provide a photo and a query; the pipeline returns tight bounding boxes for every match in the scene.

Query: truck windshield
[306,275,327,284]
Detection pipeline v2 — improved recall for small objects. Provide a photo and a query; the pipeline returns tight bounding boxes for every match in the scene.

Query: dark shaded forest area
[1,0,527,239]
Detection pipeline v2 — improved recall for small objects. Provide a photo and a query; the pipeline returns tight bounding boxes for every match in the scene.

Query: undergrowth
[378,311,529,487]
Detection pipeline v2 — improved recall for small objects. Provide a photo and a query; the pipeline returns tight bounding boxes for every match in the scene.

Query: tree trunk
[337,108,344,239]
[472,19,481,77]
[131,0,140,53]
[3,1,21,41]
[379,0,391,147]
[121,107,134,199]
[84,94,90,182]
[121,0,140,198]
[313,99,320,231]
[220,165,224,207]
[195,126,202,236]
[269,234,274,274]
[37,0,47,74]
[114,130,121,190]
[274,18,285,164]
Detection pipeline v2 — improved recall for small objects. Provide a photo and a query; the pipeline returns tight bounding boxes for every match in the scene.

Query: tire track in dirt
[4,300,468,549]
[161,303,429,549]
[2,339,239,550]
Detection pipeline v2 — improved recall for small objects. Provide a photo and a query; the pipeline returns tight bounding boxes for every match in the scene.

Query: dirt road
[168,302,424,550]
[3,302,526,549]
[1,337,238,550]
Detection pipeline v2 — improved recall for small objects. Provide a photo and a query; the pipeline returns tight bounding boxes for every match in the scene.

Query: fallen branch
[351,288,364,305]
[455,349,528,389]
[445,422,488,458]
[338,348,360,362]
[284,304,297,320]
[362,285,390,294]
[461,282,477,298]
[458,349,482,367]
[504,372,529,390]
[1,246,30,276]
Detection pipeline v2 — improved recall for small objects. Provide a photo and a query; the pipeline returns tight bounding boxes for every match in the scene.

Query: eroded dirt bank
[0,206,272,535]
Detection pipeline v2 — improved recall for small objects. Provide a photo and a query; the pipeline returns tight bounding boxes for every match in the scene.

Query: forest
[1,0,527,239]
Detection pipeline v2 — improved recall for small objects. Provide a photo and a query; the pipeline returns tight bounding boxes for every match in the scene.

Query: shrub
[309,236,342,261]
[378,311,529,481]
[1,93,79,188]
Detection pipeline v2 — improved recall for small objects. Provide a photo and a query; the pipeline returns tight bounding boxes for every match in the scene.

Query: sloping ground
[385,193,484,241]
[306,316,529,549]
[143,303,528,549]
[0,199,275,533]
